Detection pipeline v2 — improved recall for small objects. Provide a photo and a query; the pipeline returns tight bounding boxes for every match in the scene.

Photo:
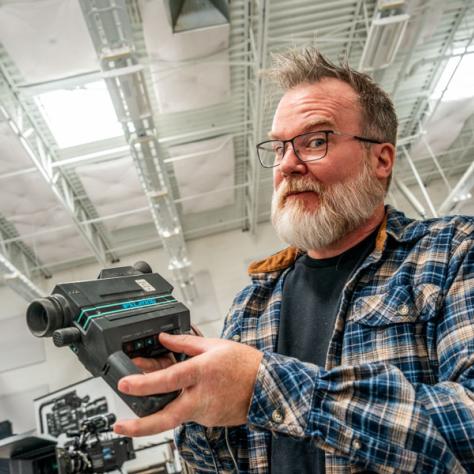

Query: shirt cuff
[247,351,320,437]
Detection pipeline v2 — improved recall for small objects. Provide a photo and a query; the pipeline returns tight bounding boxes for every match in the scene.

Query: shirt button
[397,304,409,316]
[271,409,284,424]
[204,450,211,456]
[353,439,362,450]
[232,334,241,342]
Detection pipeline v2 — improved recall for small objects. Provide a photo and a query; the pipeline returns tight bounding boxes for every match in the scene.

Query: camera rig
[40,390,108,437]
[56,414,134,474]
[26,262,191,417]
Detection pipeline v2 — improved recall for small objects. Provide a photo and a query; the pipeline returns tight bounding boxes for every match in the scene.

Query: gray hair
[265,47,398,146]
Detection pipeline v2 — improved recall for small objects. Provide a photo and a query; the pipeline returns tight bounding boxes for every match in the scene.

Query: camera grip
[103,350,179,417]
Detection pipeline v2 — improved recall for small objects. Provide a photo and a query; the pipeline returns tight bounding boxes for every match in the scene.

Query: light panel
[431,47,474,101]
[35,81,123,148]
[359,13,410,71]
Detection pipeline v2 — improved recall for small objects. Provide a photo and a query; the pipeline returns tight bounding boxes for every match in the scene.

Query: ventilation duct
[139,0,230,113]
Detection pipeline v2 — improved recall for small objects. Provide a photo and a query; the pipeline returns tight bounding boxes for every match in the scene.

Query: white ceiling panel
[151,50,231,113]
[21,226,92,264]
[171,135,235,214]
[75,157,152,231]
[0,0,97,83]
[0,172,92,262]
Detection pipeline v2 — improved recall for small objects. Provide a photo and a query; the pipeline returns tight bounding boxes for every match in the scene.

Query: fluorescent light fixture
[359,13,410,71]
[35,81,123,148]
[431,48,474,101]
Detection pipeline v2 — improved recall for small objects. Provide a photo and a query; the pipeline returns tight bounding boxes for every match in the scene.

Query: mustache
[277,177,325,199]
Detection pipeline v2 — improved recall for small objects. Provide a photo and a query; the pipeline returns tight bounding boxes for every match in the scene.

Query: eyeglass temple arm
[354,135,383,145]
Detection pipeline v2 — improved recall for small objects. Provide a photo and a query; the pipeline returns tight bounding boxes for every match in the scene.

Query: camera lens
[26,295,71,337]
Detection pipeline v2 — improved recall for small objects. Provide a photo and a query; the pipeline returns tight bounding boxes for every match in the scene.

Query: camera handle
[102,351,179,417]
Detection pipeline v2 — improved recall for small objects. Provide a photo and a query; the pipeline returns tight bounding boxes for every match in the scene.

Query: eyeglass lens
[258,131,329,167]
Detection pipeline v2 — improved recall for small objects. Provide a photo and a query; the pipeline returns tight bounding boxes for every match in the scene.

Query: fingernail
[119,380,130,393]
[114,423,123,434]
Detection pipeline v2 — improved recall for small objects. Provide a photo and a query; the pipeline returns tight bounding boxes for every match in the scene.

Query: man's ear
[373,143,395,181]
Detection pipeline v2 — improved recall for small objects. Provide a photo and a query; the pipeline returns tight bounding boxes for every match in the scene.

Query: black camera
[26,262,191,417]
[56,414,134,474]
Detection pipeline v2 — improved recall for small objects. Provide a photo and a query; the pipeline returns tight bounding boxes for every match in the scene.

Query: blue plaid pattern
[176,206,474,473]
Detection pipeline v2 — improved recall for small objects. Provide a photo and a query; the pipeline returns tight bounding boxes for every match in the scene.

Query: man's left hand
[113,332,263,437]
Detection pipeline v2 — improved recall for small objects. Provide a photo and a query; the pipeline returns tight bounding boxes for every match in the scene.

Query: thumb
[159,332,210,356]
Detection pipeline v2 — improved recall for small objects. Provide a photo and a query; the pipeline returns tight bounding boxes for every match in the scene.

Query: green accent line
[83,297,176,331]
[76,294,174,325]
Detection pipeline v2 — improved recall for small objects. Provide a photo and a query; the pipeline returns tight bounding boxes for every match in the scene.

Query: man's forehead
[268,118,335,139]
[270,80,360,137]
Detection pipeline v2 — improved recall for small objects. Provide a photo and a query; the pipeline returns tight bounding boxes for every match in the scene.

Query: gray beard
[271,161,385,251]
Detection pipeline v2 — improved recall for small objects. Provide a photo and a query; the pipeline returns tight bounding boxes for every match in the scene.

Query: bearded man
[113,48,474,473]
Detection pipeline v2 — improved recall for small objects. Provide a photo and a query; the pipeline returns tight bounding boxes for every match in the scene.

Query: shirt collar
[383,205,430,243]
[248,205,430,277]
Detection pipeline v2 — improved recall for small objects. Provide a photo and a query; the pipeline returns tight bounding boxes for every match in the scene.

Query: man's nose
[279,143,307,176]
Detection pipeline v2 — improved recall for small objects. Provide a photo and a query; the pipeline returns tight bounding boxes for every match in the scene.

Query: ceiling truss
[0,0,472,302]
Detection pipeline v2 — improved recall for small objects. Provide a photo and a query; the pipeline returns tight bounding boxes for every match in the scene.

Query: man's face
[270,78,386,251]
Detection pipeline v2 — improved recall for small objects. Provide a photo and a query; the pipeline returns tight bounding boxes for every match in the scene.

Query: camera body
[27,262,191,417]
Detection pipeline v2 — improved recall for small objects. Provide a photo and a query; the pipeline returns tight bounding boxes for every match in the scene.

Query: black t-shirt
[270,230,378,474]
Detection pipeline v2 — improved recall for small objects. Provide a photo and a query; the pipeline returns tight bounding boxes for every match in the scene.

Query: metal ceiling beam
[438,146,474,215]
[0,215,52,279]
[401,146,438,217]
[400,3,470,138]
[0,69,120,267]
[79,0,196,303]
[0,216,45,301]
[0,254,44,301]
[246,0,270,235]
[393,177,427,219]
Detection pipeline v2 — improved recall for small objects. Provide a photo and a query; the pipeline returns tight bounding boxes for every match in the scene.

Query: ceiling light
[35,81,123,148]
[431,48,474,101]
[359,13,410,71]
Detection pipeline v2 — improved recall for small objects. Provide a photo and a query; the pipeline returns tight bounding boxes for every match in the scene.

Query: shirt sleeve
[248,234,474,473]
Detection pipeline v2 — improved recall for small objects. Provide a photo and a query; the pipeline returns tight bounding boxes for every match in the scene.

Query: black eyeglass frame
[256,130,383,168]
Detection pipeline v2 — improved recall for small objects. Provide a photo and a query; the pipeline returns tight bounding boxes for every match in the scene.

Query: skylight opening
[35,81,123,148]
[431,47,474,101]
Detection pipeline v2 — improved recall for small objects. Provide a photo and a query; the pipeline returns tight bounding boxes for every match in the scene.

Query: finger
[132,356,174,373]
[118,358,200,396]
[159,332,211,356]
[113,393,195,437]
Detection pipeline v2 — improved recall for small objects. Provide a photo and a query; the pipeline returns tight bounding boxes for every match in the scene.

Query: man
[113,48,474,473]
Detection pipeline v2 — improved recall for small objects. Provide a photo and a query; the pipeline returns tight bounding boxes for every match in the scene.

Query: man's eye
[306,138,326,148]
[272,143,284,153]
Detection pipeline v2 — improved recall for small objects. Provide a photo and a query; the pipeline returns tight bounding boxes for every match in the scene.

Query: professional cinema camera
[56,414,134,474]
[26,262,191,417]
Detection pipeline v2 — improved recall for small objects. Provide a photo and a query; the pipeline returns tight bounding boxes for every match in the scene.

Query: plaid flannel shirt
[175,206,474,473]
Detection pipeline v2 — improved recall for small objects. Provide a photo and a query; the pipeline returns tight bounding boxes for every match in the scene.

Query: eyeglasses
[256,130,382,168]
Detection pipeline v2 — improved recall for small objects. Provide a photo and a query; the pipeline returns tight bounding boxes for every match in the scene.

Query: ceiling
[0,0,473,302]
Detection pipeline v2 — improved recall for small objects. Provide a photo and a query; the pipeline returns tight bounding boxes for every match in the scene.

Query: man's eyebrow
[268,120,335,139]
[300,120,335,133]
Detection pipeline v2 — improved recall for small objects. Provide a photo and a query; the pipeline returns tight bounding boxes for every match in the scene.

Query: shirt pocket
[350,283,441,327]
